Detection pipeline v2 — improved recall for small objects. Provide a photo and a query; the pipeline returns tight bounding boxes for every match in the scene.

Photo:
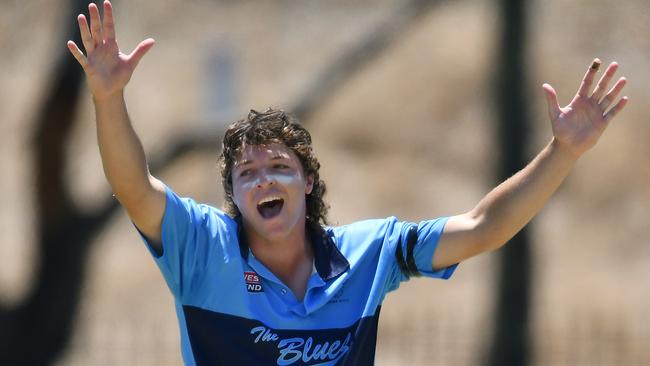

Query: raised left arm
[432,59,629,270]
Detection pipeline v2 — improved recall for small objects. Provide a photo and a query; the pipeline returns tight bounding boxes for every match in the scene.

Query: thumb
[128,38,156,68]
[542,83,561,121]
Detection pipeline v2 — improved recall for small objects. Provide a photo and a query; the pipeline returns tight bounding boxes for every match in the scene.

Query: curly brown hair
[218,108,329,232]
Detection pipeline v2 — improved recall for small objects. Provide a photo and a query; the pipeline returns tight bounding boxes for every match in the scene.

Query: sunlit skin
[232,144,315,295]
[434,59,629,270]
[542,60,628,157]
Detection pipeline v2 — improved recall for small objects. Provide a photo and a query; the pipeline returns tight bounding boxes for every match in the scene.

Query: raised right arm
[68,1,165,248]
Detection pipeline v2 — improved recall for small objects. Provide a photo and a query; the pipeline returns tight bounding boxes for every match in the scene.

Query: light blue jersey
[141,186,457,365]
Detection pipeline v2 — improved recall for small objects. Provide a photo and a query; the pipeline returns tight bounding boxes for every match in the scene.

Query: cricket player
[67,1,628,365]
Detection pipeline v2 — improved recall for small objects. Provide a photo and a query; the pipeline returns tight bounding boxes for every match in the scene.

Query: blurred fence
[58,307,650,366]
[534,311,650,366]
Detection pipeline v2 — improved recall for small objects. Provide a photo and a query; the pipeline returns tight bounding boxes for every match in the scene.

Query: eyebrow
[234,154,290,169]
[234,159,252,169]
[270,154,290,161]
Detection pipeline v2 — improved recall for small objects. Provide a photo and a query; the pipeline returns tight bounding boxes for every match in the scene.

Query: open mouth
[257,196,284,219]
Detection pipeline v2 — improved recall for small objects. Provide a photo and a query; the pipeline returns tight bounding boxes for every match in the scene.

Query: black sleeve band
[405,226,420,277]
[395,225,420,279]
[395,239,408,277]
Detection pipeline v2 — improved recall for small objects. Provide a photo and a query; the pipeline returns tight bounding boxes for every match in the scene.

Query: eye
[239,169,252,177]
[274,164,290,169]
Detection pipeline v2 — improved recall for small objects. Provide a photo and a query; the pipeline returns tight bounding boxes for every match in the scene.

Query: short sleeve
[370,216,458,298]
[139,185,229,299]
[412,217,458,279]
[388,217,457,287]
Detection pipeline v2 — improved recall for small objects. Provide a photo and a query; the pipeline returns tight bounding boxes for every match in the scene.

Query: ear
[305,174,315,195]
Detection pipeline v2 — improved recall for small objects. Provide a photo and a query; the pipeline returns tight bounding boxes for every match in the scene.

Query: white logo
[250,326,352,365]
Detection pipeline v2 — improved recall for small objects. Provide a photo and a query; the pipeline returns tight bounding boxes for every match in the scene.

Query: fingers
[604,96,629,122]
[89,3,104,47]
[591,62,618,102]
[128,38,156,68]
[542,83,561,121]
[577,58,601,97]
[599,77,627,111]
[76,1,115,55]
[78,14,94,53]
[67,41,87,69]
[586,59,629,122]
[103,0,116,42]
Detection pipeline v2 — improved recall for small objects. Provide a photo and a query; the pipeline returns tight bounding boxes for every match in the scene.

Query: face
[231,143,314,242]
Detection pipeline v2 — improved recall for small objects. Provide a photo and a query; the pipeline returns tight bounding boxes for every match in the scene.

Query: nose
[255,171,276,188]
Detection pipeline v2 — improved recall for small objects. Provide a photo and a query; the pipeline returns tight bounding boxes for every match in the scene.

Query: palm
[542,59,628,157]
[67,1,154,100]
[85,40,132,96]
[552,96,606,153]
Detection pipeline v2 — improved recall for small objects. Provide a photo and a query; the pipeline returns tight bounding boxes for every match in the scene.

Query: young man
[68,1,628,365]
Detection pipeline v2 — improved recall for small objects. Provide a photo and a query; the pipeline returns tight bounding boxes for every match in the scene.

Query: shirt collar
[236,216,349,281]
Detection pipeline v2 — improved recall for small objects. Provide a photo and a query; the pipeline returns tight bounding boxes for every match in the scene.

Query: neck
[244,220,314,300]
[248,226,312,271]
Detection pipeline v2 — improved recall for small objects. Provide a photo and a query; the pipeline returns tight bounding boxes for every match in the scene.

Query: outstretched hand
[542,59,629,157]
[67,0,155,101]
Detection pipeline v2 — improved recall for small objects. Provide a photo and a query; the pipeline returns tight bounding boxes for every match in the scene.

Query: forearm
[435,59,627,269]
[94,92,154,202]
[470,138,578,249]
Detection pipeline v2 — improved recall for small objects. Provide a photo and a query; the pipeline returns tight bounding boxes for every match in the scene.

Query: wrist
[93,90,127,118]
[549,138,582,162]
[92,89,125,105]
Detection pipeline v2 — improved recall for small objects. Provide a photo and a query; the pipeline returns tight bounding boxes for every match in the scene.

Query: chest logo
[244,271,264,293]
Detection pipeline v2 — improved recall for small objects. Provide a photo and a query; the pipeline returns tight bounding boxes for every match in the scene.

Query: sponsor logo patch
[244,271,263,293]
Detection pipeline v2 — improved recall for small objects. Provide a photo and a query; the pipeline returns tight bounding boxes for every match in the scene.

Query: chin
[253,215,301,240]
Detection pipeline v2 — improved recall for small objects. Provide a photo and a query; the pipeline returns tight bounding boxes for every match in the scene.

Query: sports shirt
[141,186,457,365]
